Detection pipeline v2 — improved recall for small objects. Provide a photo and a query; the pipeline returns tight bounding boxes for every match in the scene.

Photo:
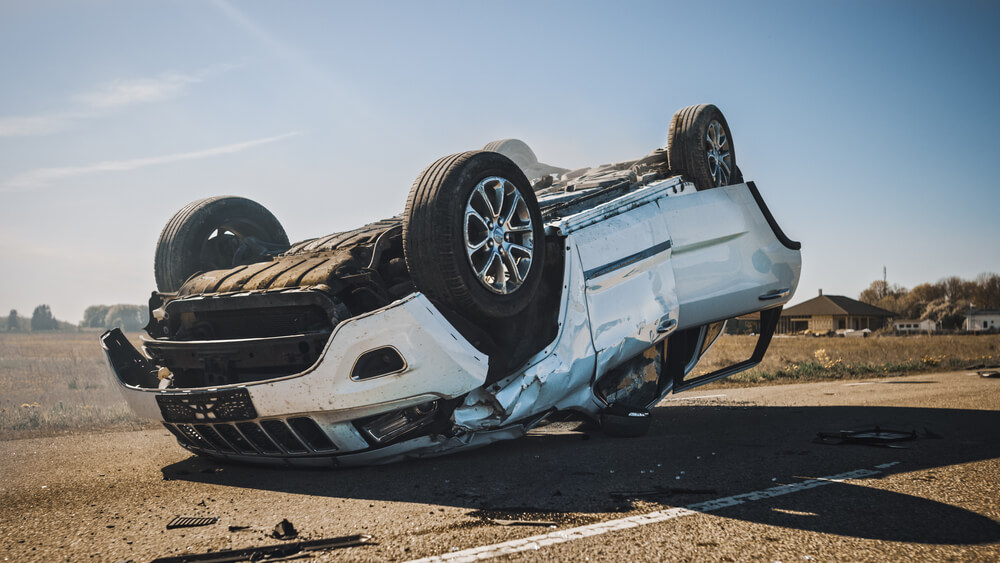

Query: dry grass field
[694,333,1000,386]
[2,331,998,440]
[0,331,155,440]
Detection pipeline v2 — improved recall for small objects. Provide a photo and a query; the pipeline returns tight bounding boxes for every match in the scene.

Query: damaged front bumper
[102,293,496,466]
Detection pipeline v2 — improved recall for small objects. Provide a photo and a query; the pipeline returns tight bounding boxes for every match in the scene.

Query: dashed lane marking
[404,465,889,563]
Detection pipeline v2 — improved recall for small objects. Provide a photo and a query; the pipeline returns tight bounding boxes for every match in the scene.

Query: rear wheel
[403,151,545,318]
[667,104,738,189]
[154,196,289,292]
[482,139,538,171]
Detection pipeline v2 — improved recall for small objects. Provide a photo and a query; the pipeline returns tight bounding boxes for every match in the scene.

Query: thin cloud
[1,132,300,191]
[0,64,242,137]
[72,72,202,109]
[0,112,83,137]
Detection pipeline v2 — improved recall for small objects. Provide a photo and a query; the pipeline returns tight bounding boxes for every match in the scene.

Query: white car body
[103,174,800,466]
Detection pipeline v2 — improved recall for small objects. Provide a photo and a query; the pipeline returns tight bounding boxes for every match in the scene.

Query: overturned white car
[102,104,801,466]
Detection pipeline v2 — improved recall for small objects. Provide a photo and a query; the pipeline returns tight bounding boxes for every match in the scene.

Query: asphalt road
[2,370,999,562]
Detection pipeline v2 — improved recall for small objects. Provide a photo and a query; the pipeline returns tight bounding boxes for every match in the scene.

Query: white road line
[404,467,885,563]
[662,394,727,402]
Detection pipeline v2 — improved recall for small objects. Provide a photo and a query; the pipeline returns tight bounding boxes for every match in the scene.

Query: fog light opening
[360,401,438,444]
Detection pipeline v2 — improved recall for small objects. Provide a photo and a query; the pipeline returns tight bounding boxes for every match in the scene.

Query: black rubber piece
[746,181,801,251]
[403,151,546,319]
[600,404,652,438]
[667,104,738,190]
[154,196,289,292]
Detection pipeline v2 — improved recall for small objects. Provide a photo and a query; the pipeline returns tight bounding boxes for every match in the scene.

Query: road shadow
[162,404,1000,545]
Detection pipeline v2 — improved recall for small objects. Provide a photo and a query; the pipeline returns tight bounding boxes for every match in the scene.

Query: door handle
[759,288,791,301]
[656,318,678,334]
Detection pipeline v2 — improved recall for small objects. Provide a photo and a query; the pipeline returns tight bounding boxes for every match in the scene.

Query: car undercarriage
[102,104,802,466]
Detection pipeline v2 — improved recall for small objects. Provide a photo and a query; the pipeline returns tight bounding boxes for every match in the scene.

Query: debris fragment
[166,516,218,529]
[272,518,298,540]
[979,370,1000,378]
[227,525,251,532]
[815,426,917,448]
[150,534,372,562]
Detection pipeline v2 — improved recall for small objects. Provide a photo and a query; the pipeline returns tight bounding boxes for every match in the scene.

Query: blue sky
[1,0,998,323]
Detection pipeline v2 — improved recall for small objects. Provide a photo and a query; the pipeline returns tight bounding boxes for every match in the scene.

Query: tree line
[3,304,148,332]
[859,272,1000,329]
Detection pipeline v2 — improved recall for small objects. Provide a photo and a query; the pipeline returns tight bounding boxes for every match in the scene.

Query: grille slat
[193,424,237,453]
[237,422,282,453]
[288,417,337,451]
[172,424,214,450]
[166,418,338,457]
[215,423,258,454]
[260,419,308,453]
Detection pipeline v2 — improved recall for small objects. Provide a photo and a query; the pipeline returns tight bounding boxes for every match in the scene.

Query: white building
[894,319,937,333]
[965,310,1000,332]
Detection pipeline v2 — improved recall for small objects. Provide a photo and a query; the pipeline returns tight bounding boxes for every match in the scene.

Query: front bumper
[102,294,490,465]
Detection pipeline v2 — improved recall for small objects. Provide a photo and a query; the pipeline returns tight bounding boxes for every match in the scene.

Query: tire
[481,139,538,170]
[154,196,289,292]
[667,104,738,190]
[404,151,546,318]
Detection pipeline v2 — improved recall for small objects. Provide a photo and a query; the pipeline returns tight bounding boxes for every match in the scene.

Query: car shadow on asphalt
[161,404,1000,545]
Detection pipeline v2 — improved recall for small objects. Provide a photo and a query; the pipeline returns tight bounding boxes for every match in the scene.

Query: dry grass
[695,333,1000,386]
[0,331,156,440]
[3,331,998,439]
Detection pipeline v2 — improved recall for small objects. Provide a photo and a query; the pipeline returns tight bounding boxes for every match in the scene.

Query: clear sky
[1,0,998,323]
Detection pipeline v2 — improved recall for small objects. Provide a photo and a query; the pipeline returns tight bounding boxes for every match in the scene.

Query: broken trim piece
[166,516,218,529]
[584,240,672,280]
[150,534,372,563]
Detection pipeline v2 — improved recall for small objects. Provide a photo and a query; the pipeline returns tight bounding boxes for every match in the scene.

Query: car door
[569,196,679,378]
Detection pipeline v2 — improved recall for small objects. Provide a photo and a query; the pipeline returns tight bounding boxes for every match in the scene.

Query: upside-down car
[102,104,802,466]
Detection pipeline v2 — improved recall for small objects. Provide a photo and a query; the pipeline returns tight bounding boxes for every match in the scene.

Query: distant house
[894,319,937,333]
[777,290,896,334]
[965,310,1000,332]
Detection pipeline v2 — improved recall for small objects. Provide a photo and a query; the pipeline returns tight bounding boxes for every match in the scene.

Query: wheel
[154,196,289,292]
[482,139,538,170]
[667,104,738,189]
[404,151,546,318]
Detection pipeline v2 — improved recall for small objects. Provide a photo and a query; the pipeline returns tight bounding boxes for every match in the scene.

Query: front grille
[165,417,339,457]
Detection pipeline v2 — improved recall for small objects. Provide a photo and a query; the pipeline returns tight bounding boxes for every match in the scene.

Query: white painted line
[874,461,900,469]
[404,467,882,563]
[662,394,727,402]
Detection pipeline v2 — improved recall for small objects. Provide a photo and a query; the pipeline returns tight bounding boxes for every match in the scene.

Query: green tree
[941,276,975,302]
[922,297,971,329]
[973,272,1000,310]
[82,305,111,328]
[858,280,907,314]
[103,304,148,331]
[30,304,58,331]
[6,309,19,332]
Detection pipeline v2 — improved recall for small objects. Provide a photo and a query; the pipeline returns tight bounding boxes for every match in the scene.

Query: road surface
[2,370,999,562]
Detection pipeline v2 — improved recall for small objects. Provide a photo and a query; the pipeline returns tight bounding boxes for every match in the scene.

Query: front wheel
[154,196,289,292]
[667,104,739,190]
[403,151,546,319]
